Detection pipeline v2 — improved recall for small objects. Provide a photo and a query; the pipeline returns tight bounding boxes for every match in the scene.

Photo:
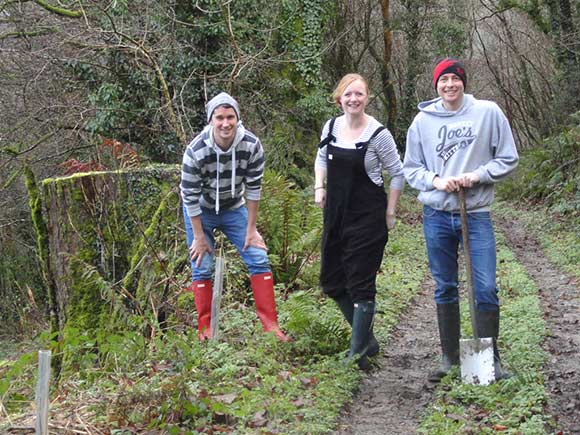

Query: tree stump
[41,165,187,373]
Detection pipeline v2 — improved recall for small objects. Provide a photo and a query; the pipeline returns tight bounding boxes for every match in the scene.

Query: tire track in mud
[498,217,580,435]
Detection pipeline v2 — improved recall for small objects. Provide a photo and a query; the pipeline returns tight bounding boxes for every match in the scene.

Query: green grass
[0,219,428,434]
[4,196,568,434]
[0,340,37,417]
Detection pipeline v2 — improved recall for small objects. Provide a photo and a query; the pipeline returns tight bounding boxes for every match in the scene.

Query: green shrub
[499,112,580,217]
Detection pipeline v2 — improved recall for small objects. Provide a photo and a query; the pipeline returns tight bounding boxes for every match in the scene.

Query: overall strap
[355,126,386,149]
[318,117,337,149]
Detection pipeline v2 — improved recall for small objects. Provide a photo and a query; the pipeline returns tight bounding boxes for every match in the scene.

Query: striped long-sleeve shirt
[180,123,265,217]
[315,115,405,190]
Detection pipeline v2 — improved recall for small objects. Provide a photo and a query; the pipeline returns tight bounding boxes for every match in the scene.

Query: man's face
[437,73,465,108]
[211,106,238,147]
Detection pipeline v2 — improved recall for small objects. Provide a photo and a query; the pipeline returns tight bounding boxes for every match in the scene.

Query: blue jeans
[422,205,499,311]
[183,205,271,281]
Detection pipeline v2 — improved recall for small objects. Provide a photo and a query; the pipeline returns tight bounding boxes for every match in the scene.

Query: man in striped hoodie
[180,92,288,341]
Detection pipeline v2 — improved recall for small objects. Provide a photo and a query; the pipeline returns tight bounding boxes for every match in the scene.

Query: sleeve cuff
[475,168,490,184]
[185,204,202,218]
[245,189,262,201]
[426,172,438,190]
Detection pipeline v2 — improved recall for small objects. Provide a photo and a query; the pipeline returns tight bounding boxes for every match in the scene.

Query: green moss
[129,188,183,308]
[23,165,58,334]
[70,181,86,203]
[68,259,107,323]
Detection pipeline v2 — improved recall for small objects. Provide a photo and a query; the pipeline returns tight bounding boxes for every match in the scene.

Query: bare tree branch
[33,0,82,18]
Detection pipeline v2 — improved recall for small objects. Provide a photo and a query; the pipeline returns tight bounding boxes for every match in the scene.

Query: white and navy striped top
[180,123,264,217]
[315,115,405,190]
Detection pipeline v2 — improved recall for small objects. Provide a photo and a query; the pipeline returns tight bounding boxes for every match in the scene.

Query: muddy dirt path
[335,215,579,435]
[334,282,439,435]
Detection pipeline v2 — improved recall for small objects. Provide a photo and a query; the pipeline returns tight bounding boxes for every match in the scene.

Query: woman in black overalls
[314,74,405,369]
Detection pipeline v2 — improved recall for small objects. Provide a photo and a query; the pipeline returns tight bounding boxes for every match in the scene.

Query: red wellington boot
[187,280,213,340]
[250,272,290,341]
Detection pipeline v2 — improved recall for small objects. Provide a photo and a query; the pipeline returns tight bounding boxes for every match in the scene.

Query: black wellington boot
[476,309,512,381]
[428,303,460,383]
[348,300,375,370]
[334,294,380,357]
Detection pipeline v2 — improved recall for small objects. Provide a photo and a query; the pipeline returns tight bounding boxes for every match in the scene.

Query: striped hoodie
[180,122,265,217]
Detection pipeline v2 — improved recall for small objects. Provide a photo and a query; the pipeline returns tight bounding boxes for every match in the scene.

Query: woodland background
[1,0,579,328]
[1,0,578,330]
[0,1,579,432]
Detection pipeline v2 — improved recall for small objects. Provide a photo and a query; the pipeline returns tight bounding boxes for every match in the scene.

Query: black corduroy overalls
[319,118,389,302]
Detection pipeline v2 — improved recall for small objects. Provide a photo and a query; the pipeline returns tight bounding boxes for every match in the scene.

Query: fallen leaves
[213,392,238,404]
[249,410,268,428]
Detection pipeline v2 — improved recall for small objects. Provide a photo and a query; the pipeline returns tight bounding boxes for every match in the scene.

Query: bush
[499,112,580,217]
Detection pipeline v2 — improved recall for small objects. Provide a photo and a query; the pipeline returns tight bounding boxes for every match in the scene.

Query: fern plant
[259,170,323,290]
[283,289,350,358]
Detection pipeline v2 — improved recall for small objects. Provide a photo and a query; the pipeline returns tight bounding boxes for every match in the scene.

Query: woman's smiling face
[339,79,369,115]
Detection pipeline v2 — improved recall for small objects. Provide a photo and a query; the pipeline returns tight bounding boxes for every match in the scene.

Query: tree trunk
[557,0,579,112]
[379,0,398,136]
[24,166,59,335]
[400,0,424,149]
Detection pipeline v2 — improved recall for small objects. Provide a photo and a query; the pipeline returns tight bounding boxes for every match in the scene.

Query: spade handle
[459,188,479,339]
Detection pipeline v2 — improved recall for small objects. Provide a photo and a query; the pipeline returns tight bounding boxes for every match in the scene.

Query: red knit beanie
[433,58,467,89]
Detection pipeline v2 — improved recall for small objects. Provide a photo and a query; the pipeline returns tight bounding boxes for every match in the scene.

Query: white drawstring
[209,122,244,215]
[231,146,236,200]
[215,154,220,214]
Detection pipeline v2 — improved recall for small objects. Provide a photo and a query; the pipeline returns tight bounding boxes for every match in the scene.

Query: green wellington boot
[428,303,460,383]
[348,300,376,370]
[476,309,512,381]
[334,293,380,357]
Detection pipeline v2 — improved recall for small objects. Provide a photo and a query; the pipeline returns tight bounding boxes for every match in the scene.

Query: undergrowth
[498,112,580,218]
[0,198,427,434]
[3,184,566,433]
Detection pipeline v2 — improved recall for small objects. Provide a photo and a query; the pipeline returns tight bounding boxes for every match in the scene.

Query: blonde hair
[332,73,369,107]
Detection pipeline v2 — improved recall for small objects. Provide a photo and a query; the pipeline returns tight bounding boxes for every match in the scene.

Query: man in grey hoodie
[403,58,518,382]
[180,92,288,341]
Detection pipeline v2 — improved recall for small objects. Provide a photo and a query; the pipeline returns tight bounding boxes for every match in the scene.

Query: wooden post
[210,254,225,340]
[35,350,51,435]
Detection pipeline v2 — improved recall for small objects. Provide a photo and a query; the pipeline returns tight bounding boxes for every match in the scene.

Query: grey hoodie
[403,94,519,212]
